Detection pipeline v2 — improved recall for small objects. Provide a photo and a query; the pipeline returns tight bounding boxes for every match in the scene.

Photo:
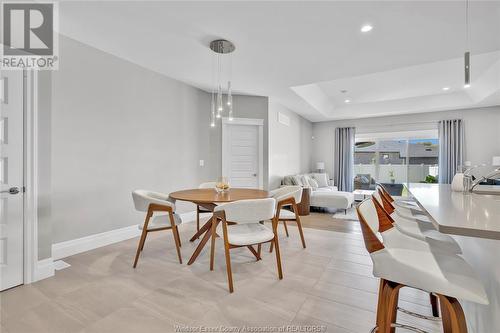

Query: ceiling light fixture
[209,39,235,127]
[344,99,351,103]
[464,0,471,88]
[361,25,373,33]
[442,87,450,91]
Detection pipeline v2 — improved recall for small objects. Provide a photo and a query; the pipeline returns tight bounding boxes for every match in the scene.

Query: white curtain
[438,119,464,184]
[334,127,355,192]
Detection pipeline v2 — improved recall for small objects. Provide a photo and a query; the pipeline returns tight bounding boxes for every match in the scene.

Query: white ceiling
[57,1,500,122]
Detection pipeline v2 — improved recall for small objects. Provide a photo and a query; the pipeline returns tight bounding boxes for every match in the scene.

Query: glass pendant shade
[209,39,235,126]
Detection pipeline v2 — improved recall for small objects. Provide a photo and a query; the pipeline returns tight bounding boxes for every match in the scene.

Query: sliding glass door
[353,135,438,194]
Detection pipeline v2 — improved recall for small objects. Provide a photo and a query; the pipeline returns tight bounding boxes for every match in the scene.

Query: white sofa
[282,173,355,211]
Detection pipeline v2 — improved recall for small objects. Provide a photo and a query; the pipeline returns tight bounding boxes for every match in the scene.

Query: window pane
[408,139,439,183]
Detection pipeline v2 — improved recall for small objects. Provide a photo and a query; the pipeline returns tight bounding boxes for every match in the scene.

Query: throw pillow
[313,173,329,188]
[308,178,319,188]
[292,175,303,186]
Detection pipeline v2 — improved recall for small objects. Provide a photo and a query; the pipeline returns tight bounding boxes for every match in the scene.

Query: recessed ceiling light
[361,25,373,33]
[442,87,450,91]
[344,99,351,103]
[464,84,471,88]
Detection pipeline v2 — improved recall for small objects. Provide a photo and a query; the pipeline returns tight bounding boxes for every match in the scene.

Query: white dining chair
[268,186,305,253]
[209,198,282,293]
[132,190,182,267]
[356,198,488,332]
[196,182,217,233]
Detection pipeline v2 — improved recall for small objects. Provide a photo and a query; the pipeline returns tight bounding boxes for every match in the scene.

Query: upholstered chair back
[132,190,175,212]
[357,198,380,235]
[214,198,276,224]
[199,182,217,189]
[271,186,302,204]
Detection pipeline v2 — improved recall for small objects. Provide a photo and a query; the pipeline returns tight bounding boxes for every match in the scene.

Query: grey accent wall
[37,36,269,254]
[268,100,313,189]
[312,106,500,180]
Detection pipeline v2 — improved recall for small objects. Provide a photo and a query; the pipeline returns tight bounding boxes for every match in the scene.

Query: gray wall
[268,100,313,189]
[312,106,500,182]
[38,36,269,256]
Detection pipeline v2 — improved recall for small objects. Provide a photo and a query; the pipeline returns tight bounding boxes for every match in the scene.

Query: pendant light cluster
[464,0,471,88]
[209,39,235,127]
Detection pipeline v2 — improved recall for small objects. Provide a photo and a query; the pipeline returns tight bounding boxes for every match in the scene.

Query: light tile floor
[0,214,443,333]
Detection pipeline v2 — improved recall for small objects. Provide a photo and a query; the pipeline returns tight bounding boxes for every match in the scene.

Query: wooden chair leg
[273,238,283,279]
[257,244,261,258]
[384,281,403,333]
[438,295,468,333]
[223,240,234,293]
[210,218,218,271]
[140,232,148,252]
[269,240,274,253]
[293,204,306,248]
[247,245,261,261]
[430,293,440,317]
[171,224,183,264]
[283,220,290,237]
[133,229,148,268]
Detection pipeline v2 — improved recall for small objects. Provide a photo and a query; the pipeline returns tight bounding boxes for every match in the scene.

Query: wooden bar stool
[373,187,462,255]
[132,190,183,267]
[356,198,488,333]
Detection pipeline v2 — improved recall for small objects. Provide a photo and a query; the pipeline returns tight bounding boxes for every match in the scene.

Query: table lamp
[316,162,325,173]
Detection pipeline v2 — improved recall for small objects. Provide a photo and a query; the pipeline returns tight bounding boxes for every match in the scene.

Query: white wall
[312,106,500,183]
[39,36,270,253]
[268,100,313,189]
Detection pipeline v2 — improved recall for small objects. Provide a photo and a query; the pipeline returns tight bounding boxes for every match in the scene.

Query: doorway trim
[221,117,264,189]
[24,70,51,283]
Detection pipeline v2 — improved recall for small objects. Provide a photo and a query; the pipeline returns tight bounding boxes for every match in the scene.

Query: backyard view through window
[353,137,439,195]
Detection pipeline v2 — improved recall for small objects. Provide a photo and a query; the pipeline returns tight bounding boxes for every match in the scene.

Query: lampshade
[492,156,500,167]
[316,162,325,170]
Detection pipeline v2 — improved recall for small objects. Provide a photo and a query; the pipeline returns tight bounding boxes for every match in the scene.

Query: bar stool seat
[392,216,463,254]
[371,247,488,305]
[373,190,462,254]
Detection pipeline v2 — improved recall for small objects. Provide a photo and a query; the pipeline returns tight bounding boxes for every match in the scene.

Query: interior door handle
[253,173,257,177]
[1,187,20,195]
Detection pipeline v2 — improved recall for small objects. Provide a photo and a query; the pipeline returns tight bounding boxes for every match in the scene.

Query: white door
[223,122,261,188]
[0,71,24,291]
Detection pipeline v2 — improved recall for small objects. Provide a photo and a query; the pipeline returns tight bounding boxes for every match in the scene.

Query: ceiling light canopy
[442,87,450,91]
[361,25,373,33]
[344,99,351,103]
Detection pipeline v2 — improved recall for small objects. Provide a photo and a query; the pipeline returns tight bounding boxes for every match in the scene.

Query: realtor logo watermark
[1,2,58,70]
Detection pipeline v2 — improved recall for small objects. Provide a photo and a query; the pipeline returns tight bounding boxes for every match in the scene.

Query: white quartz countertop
[407,183,500,240]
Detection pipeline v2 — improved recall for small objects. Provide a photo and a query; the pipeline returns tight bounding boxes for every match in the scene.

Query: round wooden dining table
[169,188,269,265]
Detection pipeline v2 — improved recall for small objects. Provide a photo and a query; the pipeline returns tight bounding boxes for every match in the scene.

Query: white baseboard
[35,258,55,281]
[52,212,197,260]
[52,224,140,260]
